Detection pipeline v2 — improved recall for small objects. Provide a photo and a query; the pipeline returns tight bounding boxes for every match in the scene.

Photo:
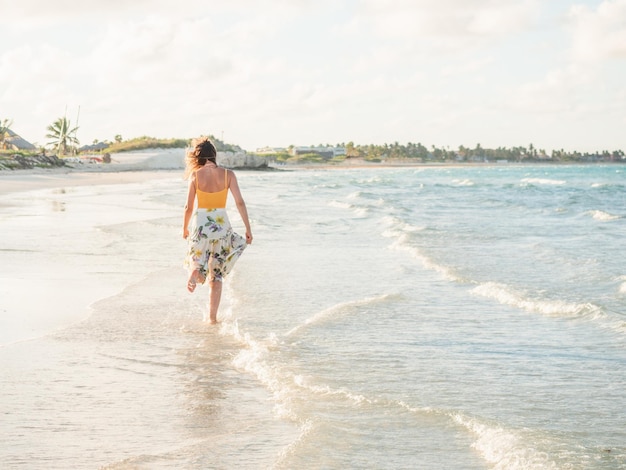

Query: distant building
[255,146,287,154]
[290,146,346,159]
[3,129,37,151]
[79,142,109,152]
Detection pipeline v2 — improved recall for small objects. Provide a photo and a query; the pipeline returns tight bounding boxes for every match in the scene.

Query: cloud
[352,0,540,47]
[568,0,626,61]
[505,64,594,114]
[1,1,624,152]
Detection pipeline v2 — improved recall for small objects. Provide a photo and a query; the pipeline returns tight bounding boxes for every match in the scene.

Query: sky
[1,0,625,153]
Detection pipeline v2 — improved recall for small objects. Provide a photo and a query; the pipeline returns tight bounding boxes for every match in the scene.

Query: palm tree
[46,117,79,155]
[0,118,13,150]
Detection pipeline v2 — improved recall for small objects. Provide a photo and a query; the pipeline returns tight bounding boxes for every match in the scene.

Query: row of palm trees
[0,116,79,155]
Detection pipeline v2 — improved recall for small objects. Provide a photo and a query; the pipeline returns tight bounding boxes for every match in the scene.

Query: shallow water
[1,164,625,469]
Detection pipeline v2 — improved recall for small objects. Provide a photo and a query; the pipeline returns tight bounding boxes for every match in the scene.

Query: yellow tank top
[196,168,228,209]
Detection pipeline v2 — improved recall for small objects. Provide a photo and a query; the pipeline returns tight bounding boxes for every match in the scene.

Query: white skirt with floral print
[184,208,247,282]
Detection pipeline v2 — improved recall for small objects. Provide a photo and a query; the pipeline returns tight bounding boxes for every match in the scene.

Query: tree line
[1,113,623,164]
[342,141,625,163]
[0,113,242,156]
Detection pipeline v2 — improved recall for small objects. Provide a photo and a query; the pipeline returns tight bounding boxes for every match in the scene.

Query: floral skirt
[184,208,247,282]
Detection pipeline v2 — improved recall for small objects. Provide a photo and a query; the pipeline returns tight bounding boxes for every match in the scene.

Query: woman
[183,137,253,323]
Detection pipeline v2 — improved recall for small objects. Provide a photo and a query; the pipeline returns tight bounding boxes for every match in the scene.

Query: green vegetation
[98,134,243,154]
[0,118,13,149]
[46,117,79,155]
[262,152,292,163]
[286,152,327,164]
[103,136,188,153]
[345,141,625,163]
[254,141,625,164]
[2,116,625,169]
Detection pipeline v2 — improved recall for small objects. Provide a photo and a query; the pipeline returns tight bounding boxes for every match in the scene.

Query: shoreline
[0,167,183,196]
[1,157,621,196]
[0,149,187,195]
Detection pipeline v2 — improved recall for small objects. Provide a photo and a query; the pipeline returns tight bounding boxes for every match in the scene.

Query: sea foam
[587,210,621,221]
[453,413,563,470]
[471,282,599,318]
[521,177,566,186]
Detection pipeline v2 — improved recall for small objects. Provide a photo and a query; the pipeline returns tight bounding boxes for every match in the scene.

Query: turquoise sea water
[1,164,625,469]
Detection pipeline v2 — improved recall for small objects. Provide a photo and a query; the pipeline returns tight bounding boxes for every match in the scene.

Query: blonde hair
[184,137,217,179]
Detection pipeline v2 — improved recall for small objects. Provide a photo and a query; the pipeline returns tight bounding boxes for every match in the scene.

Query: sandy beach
[0,149,187,196]
[0,169,185,196]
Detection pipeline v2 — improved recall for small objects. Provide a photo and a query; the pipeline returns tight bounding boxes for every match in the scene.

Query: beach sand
[0,149,189,346]
[0,149,186,195]
[0,168,184,196]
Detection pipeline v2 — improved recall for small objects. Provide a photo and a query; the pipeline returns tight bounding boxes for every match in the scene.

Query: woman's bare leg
[208,280,223,323]
[187,269,205,293]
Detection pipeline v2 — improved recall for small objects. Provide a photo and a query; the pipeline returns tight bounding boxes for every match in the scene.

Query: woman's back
[195,167,228,209]
[195,166,228,193]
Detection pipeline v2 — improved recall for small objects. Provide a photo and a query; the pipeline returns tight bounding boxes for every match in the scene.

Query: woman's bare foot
[187,270,205,293]
[202,312,219,324]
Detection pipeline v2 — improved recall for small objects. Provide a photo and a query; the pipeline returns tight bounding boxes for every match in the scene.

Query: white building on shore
[290,145,346,159]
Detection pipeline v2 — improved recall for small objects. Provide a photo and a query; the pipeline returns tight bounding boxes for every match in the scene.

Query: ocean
[1,163,625,469]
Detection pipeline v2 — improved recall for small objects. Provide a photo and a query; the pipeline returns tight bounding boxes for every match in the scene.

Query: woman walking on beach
[183,137,253,323]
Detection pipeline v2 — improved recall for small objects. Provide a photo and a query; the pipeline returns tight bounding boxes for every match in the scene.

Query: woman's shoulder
[225,168,238,181]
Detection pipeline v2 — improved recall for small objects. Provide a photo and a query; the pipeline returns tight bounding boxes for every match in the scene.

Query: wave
[353,207,369,217]
[471,282,626,335]
[452,413,570,470]
[292,381,565,468]
[285,294,397,338]
[587,209,621,221]
[387,234,461,282]
[471,282,596,318]
[328,200,351,210]
[272,420,315,468]
[211,305,624,470]
[292,382,590,470]
[222,319,299,422]
[618,276,626,295]
[381,216,425,235]
[353,176,383,185]
[521,178,566,186]
[452,178,475,186]
[328,198,370,217]
[380,216,463,282]
[293,375,373,405]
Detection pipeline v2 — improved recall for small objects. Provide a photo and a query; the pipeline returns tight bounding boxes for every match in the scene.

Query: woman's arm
[182,176,196,239]
[228,170,253,244]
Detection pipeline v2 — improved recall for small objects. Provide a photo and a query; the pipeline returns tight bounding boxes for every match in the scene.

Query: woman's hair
[184,136,217,179]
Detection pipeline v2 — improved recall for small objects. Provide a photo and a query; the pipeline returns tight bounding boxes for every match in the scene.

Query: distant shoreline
[277,159,626,170]
[1,156,622,196]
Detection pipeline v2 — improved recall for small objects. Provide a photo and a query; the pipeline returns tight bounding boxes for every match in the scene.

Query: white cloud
[440,56,495,77]
[1,1,624,152]
[354,0,540,44]
[505,64,594,114]
[568,0,626,61]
